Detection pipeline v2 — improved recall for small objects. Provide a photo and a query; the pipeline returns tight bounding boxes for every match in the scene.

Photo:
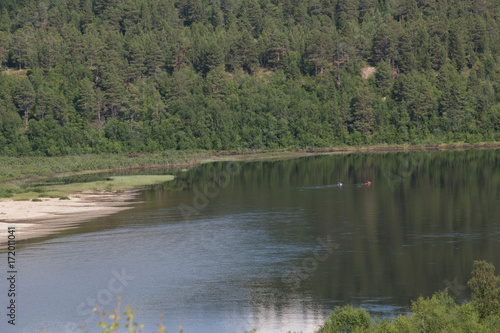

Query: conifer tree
[13,77,35,129]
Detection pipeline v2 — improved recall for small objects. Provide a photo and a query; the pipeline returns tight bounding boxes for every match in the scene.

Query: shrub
[410,291,459,332]
[0,188,14,198]
[33,186,46,193]
[317,305,371,333]
[317,262,500,332]
[0,191,13,198]
[468,260,500,318]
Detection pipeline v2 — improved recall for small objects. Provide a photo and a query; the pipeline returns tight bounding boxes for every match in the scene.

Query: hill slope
[0,0,499,155]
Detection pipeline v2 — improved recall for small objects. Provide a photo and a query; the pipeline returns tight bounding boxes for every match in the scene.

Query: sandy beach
[0,190,140,249]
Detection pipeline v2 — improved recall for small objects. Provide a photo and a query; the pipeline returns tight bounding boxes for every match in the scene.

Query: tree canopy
[0,0,499,155]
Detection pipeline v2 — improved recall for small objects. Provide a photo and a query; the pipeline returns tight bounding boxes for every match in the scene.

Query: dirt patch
[362,66,376,79]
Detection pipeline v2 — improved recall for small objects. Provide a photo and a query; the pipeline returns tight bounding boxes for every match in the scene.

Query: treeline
[0,0,499,155]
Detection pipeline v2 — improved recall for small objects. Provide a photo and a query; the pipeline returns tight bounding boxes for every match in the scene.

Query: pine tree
[181,0,205,26]
[375,60,393,96]
[337,0,359,33]
[306,28,333,75]
[145,33,165,78]
[39,27,62,70]
[396,30,416,73]
[449,22,466,70]
[127,35,147,81]
[235,25,258,73]
[11,27,37,69]
[259,18,288,69]
[13,78,35,129]
[0,31,9,68]
[351,85,375,136]
[76,77,97,121]
[204,65,228,97]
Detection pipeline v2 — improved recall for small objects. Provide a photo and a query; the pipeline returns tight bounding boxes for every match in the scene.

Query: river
[4,149,500,333]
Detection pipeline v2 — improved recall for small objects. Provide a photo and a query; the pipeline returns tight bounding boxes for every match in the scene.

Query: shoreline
[0,143,498,247]
[1,142,499,185]
[0,190,140,249]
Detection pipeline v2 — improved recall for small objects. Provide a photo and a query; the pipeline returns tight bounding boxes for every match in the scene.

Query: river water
[3,149,500,333]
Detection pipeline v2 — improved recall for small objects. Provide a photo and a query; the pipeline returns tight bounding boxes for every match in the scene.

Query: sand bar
[0,190,139,249]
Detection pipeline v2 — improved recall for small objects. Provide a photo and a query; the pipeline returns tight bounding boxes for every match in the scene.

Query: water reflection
[9,149,500,332]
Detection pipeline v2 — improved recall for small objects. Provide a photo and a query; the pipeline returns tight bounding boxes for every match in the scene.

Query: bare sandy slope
[0,191,139,248]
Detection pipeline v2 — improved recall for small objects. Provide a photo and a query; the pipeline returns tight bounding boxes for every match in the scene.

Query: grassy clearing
[12,175,174,199]
[46,175,175,194]
[0,151,207,182]
[0,151,198,199]
[0,175,175,200]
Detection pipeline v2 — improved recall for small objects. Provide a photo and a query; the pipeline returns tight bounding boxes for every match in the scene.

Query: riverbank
[0,175,175,248]
[0,190,139,249]
[2,142,499,183]
[0,143,498,247]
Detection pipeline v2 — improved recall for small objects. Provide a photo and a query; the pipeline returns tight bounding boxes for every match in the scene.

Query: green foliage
[410,291,461,331]
[468,260,500,318]
[38,193,59,198]
[0,0,498,155]
[0,188,13,198]
[0,152,196,183]
[317,305,371,332]
[316,261,500,333]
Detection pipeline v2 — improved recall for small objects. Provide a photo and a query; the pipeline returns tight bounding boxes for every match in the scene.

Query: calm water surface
[3,149,500,333]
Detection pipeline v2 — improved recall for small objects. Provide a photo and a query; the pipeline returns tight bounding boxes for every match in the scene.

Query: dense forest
[0,0,499,155]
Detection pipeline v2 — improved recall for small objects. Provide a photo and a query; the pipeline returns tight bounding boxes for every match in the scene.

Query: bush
[316,261,500,333]
[410,291,459,332]
[0,189,13,198]
[468,260,500,318]
[317,305,371,333]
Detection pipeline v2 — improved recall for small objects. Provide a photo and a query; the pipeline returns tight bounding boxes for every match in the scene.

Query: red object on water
[365,181,372,185]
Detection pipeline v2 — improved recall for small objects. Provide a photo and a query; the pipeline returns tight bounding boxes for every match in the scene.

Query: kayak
[365,181,372,185]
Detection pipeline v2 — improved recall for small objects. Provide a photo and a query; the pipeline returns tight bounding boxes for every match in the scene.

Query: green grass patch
[31,198,43,202]
[14,198,30,201]
[6,191,42,200]
[18,187,47,193]
[44,175,174,195]
[32,187,46,193]
[0,191,13,198]
[0,151,203,183]
[0,173,175,200]
[38,193,60,198]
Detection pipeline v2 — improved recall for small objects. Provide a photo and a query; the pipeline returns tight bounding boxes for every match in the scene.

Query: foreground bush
[316,305,371,333]
[316,260,500,332]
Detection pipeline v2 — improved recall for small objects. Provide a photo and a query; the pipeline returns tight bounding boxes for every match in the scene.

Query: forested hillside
[0,0,499,155]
